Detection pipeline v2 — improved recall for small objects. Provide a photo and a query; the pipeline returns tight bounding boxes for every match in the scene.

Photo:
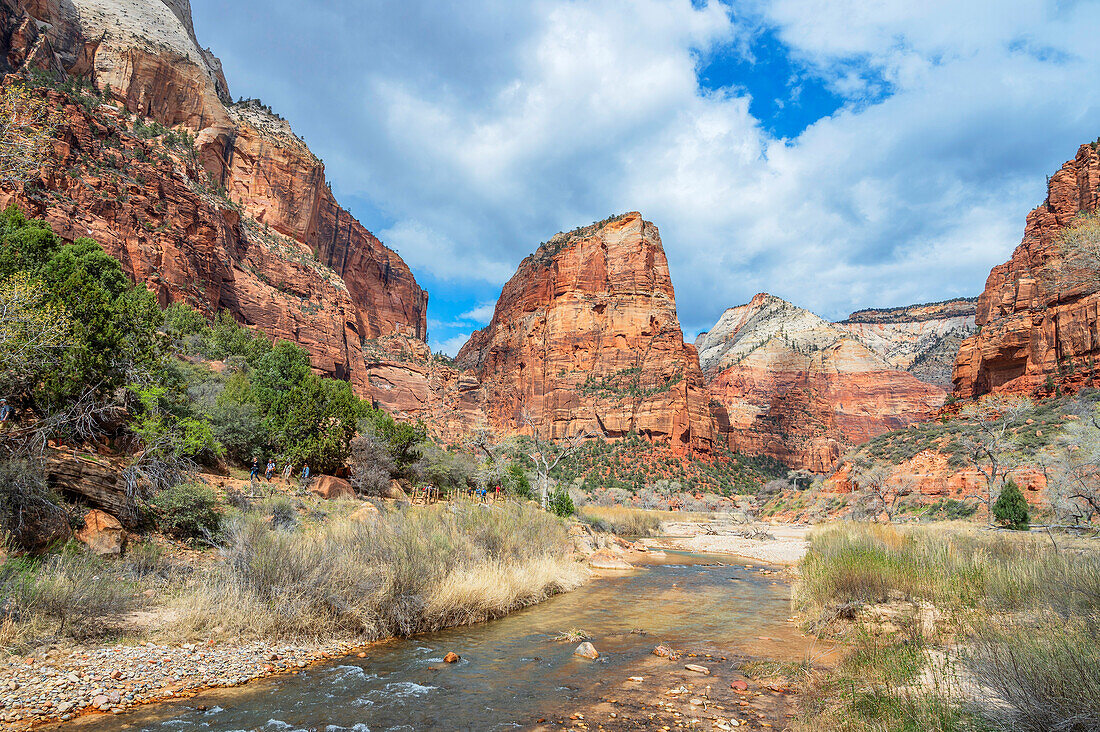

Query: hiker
[282,461,293,481]
[250,457,260,481]
[0,399,10,423]
[494,483,503,502]
[265,459,275,481]
[301,462,310,481]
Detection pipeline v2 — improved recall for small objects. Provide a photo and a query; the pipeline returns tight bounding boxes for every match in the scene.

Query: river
[74,551,814,731]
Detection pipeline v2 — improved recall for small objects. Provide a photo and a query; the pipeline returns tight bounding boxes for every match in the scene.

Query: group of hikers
[250,457,310,484]
[466,484,505,502]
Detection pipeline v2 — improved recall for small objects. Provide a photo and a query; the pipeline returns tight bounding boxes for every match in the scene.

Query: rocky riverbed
[0,639,360,729]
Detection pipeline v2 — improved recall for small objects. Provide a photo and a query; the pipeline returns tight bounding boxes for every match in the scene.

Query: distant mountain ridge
[696,293,947,472]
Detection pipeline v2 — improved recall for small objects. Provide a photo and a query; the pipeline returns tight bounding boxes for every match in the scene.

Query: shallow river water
[79,551,810,731]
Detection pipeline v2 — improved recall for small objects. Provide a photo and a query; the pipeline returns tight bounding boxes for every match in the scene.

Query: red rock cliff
[0,0,428,393]
[954,143,1100,397]
[456,213,714,454]
[697,294,946,473]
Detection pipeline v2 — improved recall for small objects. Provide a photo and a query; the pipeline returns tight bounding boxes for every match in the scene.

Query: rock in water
[684,664,710,675]
[574,642,599,660]
[652,645,679,660]
[587,550,633,570]
[443,652,460,663]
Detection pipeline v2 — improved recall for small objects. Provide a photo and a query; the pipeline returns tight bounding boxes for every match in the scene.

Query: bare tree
[1047,408,1100,525]
[957,394,1033,517]
[519,407,592,509]
[851,461,894,521]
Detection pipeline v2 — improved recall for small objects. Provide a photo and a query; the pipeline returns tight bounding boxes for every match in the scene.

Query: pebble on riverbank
[0,639,359,728]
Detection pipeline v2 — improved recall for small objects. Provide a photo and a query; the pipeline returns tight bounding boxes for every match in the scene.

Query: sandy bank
[649,522,811,566]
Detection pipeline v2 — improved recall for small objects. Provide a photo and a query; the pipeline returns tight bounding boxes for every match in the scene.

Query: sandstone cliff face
[954,143,1100,398]
[0,0,428,394]
[838,298,978,389]
[456,213,714,453]
[697,294,946,473]
[0,88,375,391]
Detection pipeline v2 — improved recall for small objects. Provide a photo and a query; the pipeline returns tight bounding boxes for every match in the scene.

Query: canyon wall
[838,298,977,389]
[954,143,1100,397]
[0,0,428,394]
[456,213,715,454]
[697,293,947,473]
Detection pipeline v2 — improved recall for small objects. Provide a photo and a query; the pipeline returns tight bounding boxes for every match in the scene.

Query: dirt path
[648,522,812,566]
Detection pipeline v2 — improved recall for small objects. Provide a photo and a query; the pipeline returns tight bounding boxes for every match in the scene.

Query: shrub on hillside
[151,483,222,540]
[348,433,397,496]
[506,463,533,499]
[993,479,1030,530]
[548,487,575,517]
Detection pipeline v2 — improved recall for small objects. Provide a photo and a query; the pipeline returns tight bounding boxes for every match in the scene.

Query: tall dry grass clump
[173,500,586,642]
[577,505,663,536]
[796,522,1100,731]
[0,549,139,647]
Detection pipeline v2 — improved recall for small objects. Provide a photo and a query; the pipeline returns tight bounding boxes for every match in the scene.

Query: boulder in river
[443,652,460,663]
[586,550,632,570]
[652,645,679,660]
[573,642,599,659]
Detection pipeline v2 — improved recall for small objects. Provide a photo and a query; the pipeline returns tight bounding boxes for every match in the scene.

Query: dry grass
[1,500,586,651]
[0,549,140,649]
[795,523,1100,732]
[578,505,664,536]
[170,500,585,642]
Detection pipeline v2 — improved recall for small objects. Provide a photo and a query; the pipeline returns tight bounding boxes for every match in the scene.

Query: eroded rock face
[697,294,946,473]
[827,451,1047,509]
[954,143,1100,398]
[75,509,126,556]
[456,213,714,454]
[0,0,428,393]
[838,299,978,389]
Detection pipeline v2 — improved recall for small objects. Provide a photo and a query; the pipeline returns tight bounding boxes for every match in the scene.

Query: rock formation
[0,0,427,395]
[954,143,1100,397]
[696,293,947,473]
[838,298,977,389]
[456,213,714,454]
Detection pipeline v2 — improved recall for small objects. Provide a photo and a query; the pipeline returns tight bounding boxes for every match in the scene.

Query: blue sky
[190,0,1100,355]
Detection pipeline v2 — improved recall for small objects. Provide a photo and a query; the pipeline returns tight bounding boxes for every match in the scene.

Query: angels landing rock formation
[954,143,1100,398]
[696,294,947,473]
[0,0,427,394]
[456,213,715,454]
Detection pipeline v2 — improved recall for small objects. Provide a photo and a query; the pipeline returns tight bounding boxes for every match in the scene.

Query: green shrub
[506,463,533,499]
[548,487,575,517]
[993,479,1030,530]
[151,483,222,540]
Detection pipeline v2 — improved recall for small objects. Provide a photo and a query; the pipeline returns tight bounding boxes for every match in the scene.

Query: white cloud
[192,0,1100,341]
[435,332,473,357]
[459,302,497,325]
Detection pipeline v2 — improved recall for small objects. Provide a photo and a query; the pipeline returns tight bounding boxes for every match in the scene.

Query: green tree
[506,462,533,499]
[548,487,575,517]
[992,479,1030,531]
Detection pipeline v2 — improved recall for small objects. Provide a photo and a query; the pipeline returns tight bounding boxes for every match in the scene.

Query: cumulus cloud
[191,0,1100,346]
[459,302,497,325]
[436,332,473,357]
